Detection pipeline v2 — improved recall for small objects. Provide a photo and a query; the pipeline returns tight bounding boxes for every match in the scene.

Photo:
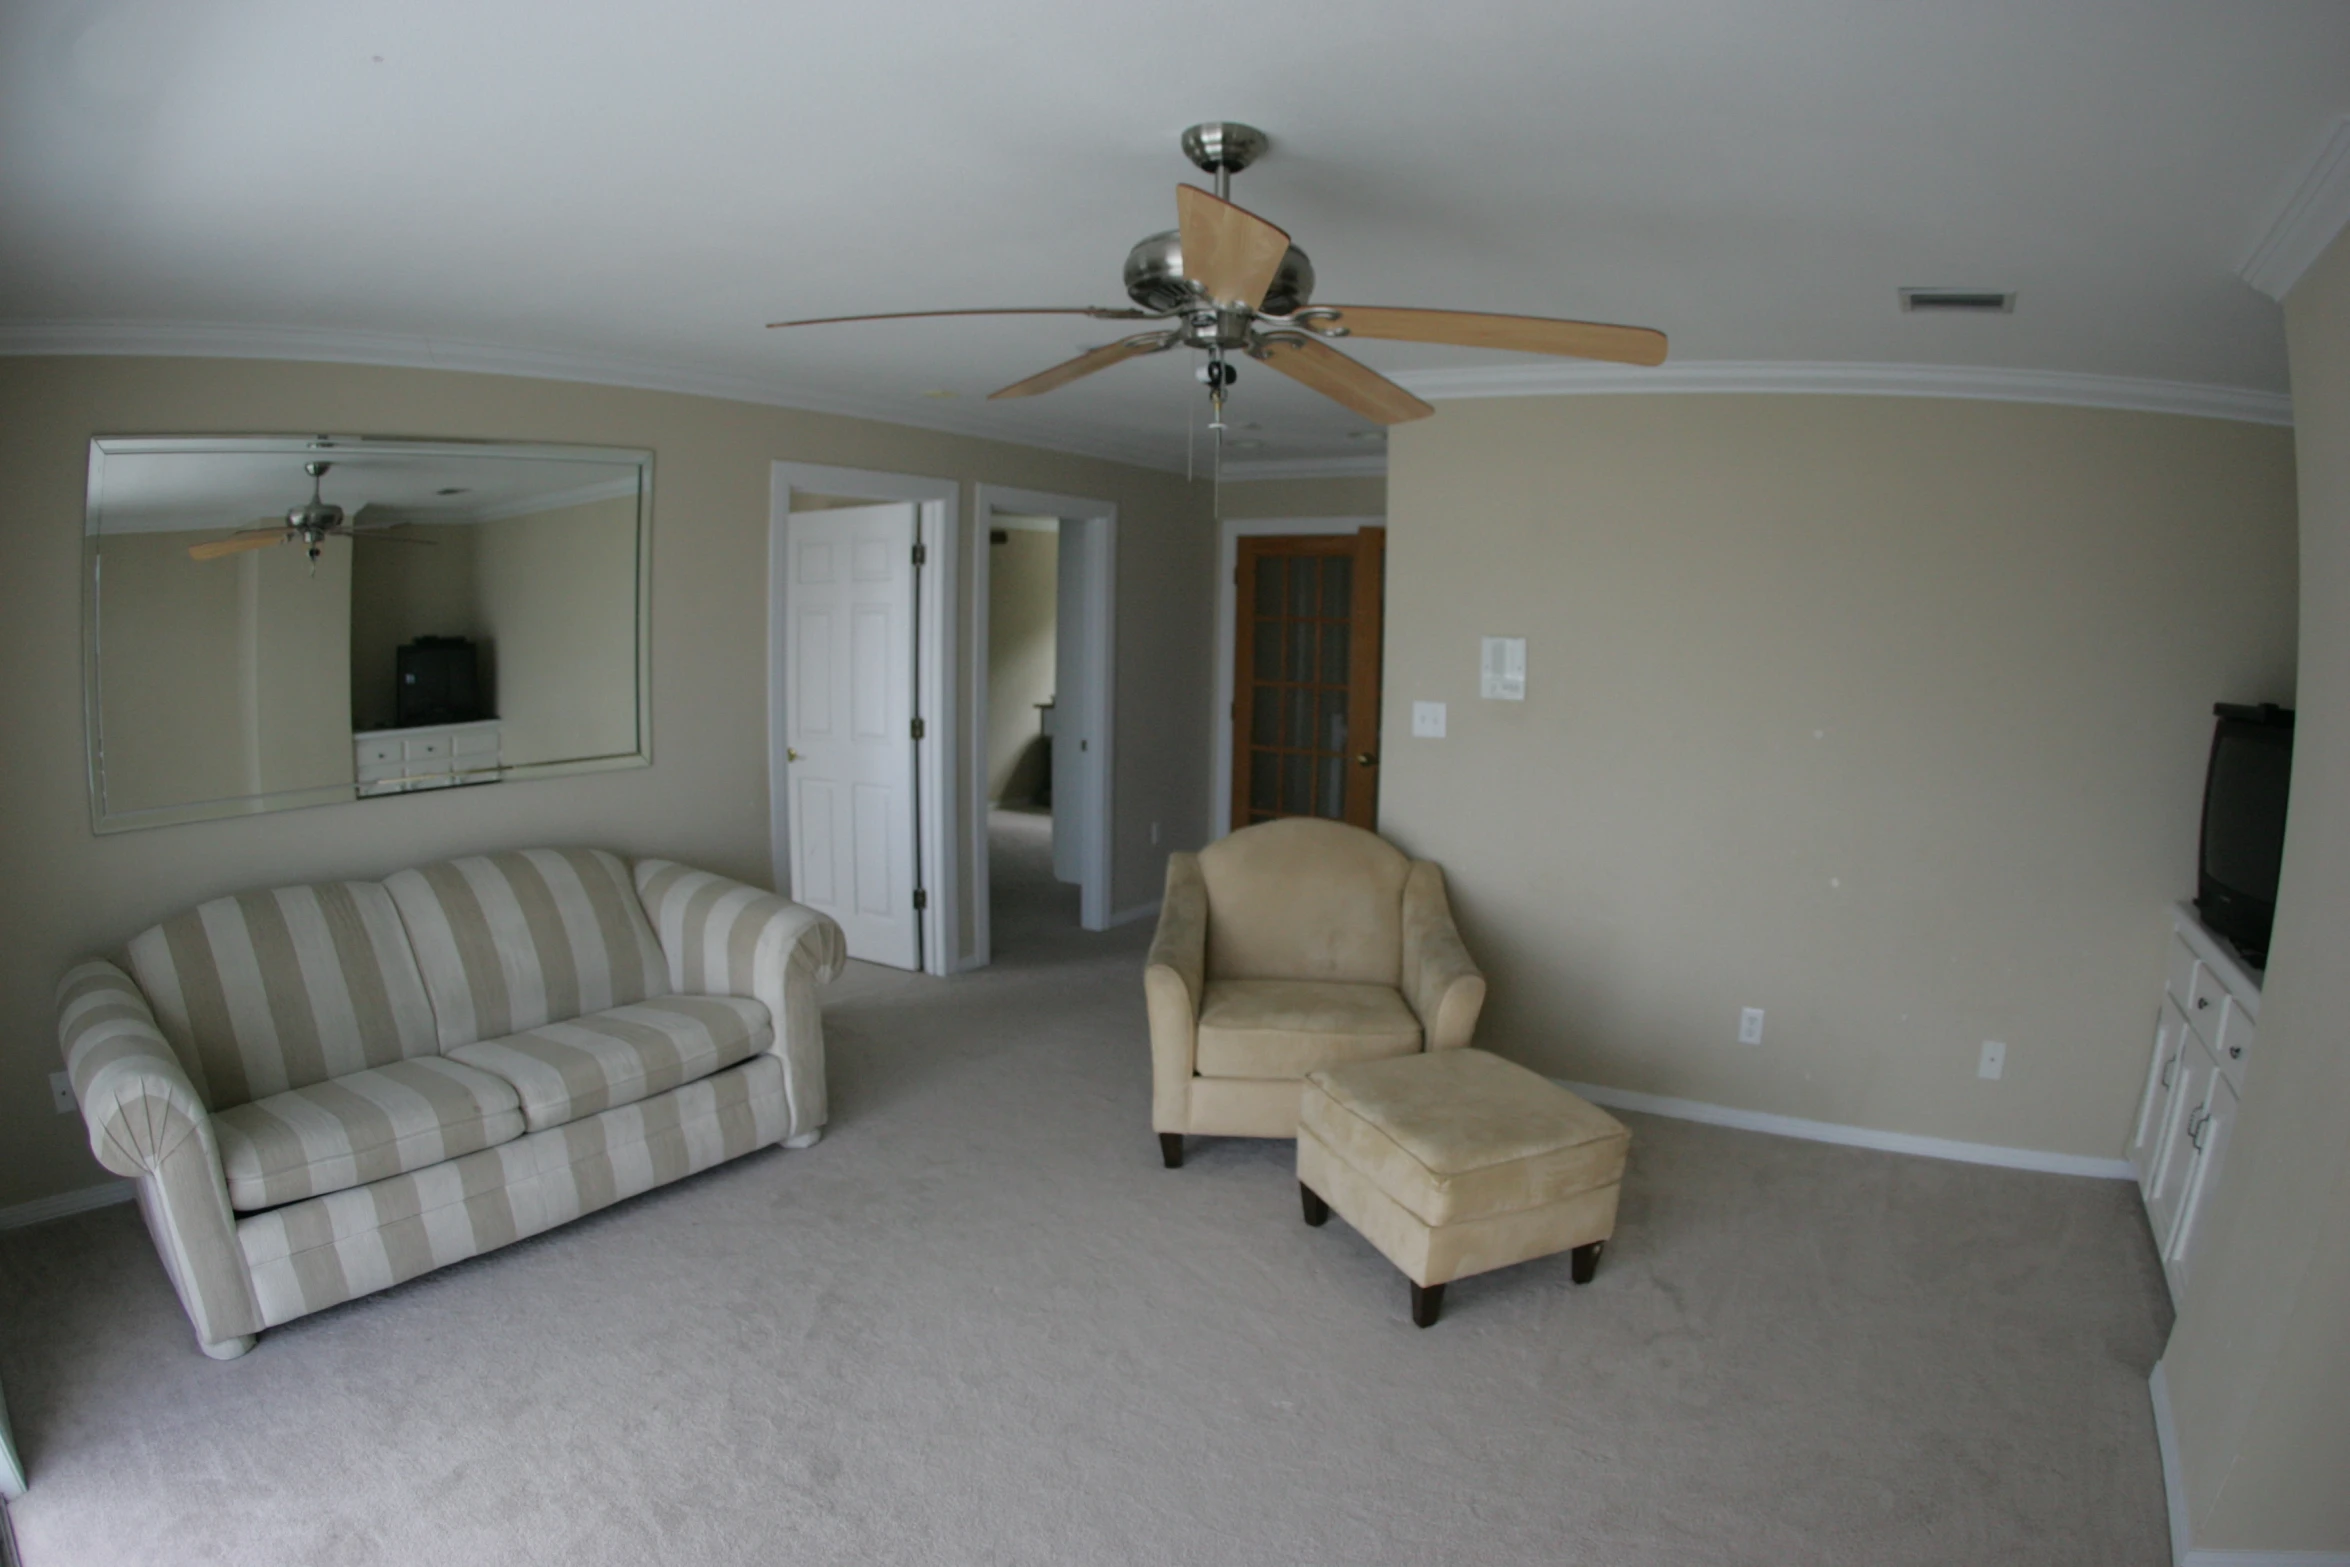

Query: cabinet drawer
[2163,936,2200,1011]
[2213,1000,2255,1088]
[356,736,400,767]
[451,729,499,759]
[2186,961,2232,1043]
[403,736,449,762]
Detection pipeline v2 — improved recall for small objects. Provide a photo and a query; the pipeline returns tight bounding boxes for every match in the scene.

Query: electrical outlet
[1411,701,1447,738]
[1978,1041,2006,1080]
[50,1071,76,1114]
[1738,1007,1765,1046]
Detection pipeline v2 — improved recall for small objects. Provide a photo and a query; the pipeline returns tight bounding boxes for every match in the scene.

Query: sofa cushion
[1194,979,1422,1080]
[384,848,671,1051]
[214,1057,525,1211]
[125,881,441,1109]
[1301,1049,1630,1227]
[447,995,773,1132]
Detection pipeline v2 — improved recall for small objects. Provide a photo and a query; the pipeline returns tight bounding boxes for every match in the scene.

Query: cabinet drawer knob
[2229,1045,2243,1059]
[2196,996,2211,1010]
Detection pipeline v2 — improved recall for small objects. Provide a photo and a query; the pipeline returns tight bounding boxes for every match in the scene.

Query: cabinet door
[2128,1000,2192,1187]
[2164,1070,2240,1297]
[2144,1035,2217,1265]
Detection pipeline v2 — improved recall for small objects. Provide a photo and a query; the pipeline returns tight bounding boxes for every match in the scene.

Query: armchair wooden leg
[1158,1132,1183,1169]
[1409,1280,1445,1329]
[1571,1239,1604,1284]
[1300,1183,1330,1226]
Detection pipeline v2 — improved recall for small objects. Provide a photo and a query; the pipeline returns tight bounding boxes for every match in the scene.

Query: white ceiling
[6,0,2349,472]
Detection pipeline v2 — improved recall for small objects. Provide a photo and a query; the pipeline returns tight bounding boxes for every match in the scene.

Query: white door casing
[783,503,922,971]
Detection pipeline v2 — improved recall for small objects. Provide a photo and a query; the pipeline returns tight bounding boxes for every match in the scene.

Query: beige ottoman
[1297,1048,1630,1327]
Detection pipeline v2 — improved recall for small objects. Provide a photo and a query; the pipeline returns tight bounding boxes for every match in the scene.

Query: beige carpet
[0,813,2176,1565]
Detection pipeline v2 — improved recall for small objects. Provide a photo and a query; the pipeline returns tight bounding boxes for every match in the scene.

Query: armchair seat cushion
[447,995,772,1132]
[1194,979,1423,1080]
[215,1057,525,1212]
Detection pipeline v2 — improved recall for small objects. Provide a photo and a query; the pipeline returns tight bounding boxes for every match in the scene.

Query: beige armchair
[1145,817,1486,1167]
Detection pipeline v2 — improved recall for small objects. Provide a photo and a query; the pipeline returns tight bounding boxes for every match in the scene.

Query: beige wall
[1381,395,2297,1159]
[241,534,354,796]
[2161,229,2350,1552]
[985,527,1056,803]
[1218,474,1387,519]
[471,497,639,767]
[0,355,1212,1209]
[94,529,250,813]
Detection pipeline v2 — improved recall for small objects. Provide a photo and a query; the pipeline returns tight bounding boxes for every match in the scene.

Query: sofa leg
[200,1333,256,1361]
[782,1128,823,1150]
[1409,1280,1445,1329]
[1571,1239,1605,1284]
[1300,1183,1330,1227]
[1158,1133,1183,1169]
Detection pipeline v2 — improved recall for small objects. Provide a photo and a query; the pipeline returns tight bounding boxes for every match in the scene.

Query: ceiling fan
[188,461,427,565]
[769,122,1668,433]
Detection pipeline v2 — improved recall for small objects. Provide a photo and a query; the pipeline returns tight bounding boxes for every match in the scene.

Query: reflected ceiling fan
[769,122,1667,433]
[188,461,429,566]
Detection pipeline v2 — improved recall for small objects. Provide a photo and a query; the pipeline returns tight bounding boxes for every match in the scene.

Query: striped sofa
[55,848,845,1360]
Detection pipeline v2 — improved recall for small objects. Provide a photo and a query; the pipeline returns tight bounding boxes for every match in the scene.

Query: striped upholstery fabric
[213,1058,526,1210]
[123,881,440,1109]
[448,995,771,1132]
[634,860,846,1137]
[386,849,672,1051]
[239,1055,787,1327]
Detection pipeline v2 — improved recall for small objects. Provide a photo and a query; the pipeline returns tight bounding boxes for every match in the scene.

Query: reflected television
[2196,702,2294,967]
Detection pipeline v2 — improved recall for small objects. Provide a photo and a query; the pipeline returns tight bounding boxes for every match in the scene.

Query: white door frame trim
[1210,515,1385,841]
[972,483,1119,963]
[770,462,961,977]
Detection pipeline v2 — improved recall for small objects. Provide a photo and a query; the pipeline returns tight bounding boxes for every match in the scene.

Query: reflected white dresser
[353,719,501,797]
[2127,904,2259,1302]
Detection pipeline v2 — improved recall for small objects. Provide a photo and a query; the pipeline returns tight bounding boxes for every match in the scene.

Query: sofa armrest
[58,962,260,1354]
[632,860,846,1139]
[1145,853,1208,1130]
[1401,862,1486,1051]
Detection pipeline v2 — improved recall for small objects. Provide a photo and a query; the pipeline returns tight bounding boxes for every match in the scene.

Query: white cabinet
[2129,905,2259,1301]
[353,720,501,797]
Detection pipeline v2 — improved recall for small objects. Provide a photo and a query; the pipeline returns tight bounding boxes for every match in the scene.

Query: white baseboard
[2151,1363,2350,1565]
[0,1179,134,1231]
[1109,899,1162,928]
[1555,1079,2136,1180]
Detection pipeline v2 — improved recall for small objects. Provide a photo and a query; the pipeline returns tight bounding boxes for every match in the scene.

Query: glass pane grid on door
[1242,553,1355,825]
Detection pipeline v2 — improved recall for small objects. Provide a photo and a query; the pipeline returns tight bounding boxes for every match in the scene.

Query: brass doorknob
[786,748,800,762]
[1356,752,1377,767]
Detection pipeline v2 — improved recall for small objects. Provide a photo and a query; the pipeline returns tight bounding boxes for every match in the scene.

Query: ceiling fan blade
[1175,185,1291,310]
[188,531,289,561]
[1310,306,1667,366]
[768,306,1159,329]
[987,333,1178,401]
[1250,336,1434,425]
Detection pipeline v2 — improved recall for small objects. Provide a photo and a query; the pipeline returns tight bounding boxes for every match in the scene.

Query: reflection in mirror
[85,437,651,832]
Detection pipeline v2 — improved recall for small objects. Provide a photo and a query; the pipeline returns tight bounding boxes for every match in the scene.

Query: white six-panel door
[785,504,921,970]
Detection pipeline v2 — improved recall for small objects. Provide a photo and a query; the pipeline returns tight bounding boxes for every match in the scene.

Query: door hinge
[911,716,926,740]
[913,888,928,911]
[912,542,928,566]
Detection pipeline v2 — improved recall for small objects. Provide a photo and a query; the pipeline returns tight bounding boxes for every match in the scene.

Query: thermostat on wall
[1481,636,1526,701]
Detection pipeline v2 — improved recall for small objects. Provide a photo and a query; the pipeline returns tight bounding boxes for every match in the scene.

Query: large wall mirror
[84,435,652,833]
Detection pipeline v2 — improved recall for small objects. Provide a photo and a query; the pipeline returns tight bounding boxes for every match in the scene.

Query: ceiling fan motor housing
[1123,231,1315,321]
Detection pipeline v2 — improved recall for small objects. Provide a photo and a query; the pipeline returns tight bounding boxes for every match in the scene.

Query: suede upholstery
[1298,1049,1630,1289]
[1146,819,1486,1142]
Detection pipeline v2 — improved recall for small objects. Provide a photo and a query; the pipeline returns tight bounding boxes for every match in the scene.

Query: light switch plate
[1411,701,1447,738]
[1481,636,1526,700]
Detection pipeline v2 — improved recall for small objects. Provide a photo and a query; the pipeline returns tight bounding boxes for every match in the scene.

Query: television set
[395,636,485,728]
[2196,702,2294,967]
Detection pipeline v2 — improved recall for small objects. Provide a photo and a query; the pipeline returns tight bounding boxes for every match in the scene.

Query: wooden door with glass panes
[1232,529,1385,830]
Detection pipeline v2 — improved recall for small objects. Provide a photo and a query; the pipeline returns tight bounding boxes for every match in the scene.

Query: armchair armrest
[1144,853,1208,1131]
[57,962,260,1355]
[1401,862,1486,1051]
[633,860,847,1140]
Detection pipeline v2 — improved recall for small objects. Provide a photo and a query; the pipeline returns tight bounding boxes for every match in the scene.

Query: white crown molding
[1217,454,1389,481]
[469,473,639,521]
[2240,116,2350,304]
[0,1178,133,1231]
[1556,1078,2136,1180]
[0,318,1190,475]
[1398,360,2293,426]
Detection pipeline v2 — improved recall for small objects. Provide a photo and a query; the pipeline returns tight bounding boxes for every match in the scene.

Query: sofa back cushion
[124,882,440,1110]
[1197,817,1410,988]
[385,848,671,1051]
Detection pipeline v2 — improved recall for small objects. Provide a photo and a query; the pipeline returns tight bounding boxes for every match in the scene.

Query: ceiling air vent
[1900,288,2015,314]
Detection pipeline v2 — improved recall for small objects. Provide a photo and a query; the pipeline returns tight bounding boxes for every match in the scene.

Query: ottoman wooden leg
[1571,1239,1605,1284]
[1159,1133,1183,1169]
[1300,1184,1330,1227]
[1409,1280,1445,1329]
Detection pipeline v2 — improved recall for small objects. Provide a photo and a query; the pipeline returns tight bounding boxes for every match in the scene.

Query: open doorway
[972,484,1116,968]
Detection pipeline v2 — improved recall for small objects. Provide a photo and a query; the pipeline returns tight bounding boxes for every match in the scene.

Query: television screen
[396,636,484,728]
[2197,703,2293,966]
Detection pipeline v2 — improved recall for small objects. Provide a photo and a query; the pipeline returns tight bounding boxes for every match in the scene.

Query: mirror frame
[82,434,655,834]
